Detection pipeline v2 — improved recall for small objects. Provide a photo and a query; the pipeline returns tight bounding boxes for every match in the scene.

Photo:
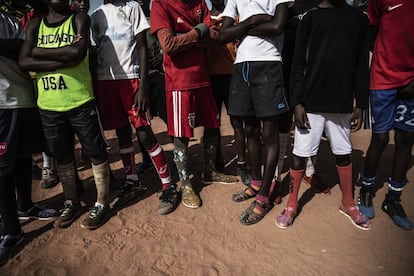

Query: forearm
[19,57,68,72]
[247,21,286,36]
[217,20,252,43]
[157,28,199,56]
[32,46,87,62]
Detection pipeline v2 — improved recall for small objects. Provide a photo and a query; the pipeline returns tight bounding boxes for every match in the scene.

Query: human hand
[293,104,309,129]
[351,107,363,132]
[398,80,414,99]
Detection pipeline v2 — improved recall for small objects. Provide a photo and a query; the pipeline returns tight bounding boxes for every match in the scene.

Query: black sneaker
[18,205,59,221]
[382,199,413,230]
[0,233,24,266]
[81,203,110,230]
[357,191,375,219]
[112,180,145,209]
[41,167,60,189]
[53,200,81,228]
[159,185,178,215]
[236,164,252,186]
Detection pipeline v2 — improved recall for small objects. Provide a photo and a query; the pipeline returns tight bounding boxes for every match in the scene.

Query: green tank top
[36,14,93,111]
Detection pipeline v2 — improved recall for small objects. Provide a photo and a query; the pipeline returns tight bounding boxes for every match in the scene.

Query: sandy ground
[1,111,413,276]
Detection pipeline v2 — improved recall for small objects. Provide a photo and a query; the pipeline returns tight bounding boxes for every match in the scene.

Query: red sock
[337,164,354,207]
[148,143,171,190]
[120,144,137,179]
[286,169,304,210]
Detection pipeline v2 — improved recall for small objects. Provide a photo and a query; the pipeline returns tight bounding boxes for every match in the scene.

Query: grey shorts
[228,61,289,118]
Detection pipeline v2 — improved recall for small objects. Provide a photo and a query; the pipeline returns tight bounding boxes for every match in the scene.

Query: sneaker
[53,200,82,228]
[81,203,110,230]
[111,179,145,209]
[158,184,178,215]
[203,171,239,185]
[181,184,201,209]
[357,191,375,219]
[339,204,371,230]
[135,161,154,175]
[382,199,414,230]
[18,205,58,221]
[0,233,24,266]
[41,167,60,189]
[236,164,252,187]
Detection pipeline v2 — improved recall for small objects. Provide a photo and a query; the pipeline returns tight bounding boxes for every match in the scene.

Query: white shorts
[293,113,352,157]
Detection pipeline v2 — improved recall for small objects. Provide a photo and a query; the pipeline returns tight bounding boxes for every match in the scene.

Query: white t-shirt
[90,1,150,80]
[222,0,293,64]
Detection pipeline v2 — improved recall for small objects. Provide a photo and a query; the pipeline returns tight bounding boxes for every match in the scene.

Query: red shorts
[167,87,220,138]
[95,79,150,130]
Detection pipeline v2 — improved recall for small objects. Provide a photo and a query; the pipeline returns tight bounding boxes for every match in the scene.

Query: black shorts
[228,61,289,118]
[39,101,107,161]
[210,74,231,114]
[0,108,44,175]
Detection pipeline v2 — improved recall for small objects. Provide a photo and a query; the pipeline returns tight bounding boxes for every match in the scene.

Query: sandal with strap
[232,187,257,202]
[339,204,371,230]
[275,206,297,229]
[240,200,271,225]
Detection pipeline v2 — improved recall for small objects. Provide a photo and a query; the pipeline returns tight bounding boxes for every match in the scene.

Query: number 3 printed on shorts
[395,104,414,127]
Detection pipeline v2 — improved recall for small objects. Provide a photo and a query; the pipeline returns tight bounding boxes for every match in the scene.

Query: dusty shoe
[357,191,375,219]
[81,203,110,230]
[0,232,24,266]
[275,207,297,229]
[382,198,413,230]
[203,171,239,185]
[159,184,178,215]
[41,167,60,189]
[111,179,144,209]
[53,200,82,228]
[18,205,58,221]
[181,184,201,209]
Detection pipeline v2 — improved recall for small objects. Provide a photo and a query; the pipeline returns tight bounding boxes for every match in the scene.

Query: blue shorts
[370,89,414,133]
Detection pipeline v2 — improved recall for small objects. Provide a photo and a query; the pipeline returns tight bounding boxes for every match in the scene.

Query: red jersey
[368,0,414,90]
[150,0,211,91]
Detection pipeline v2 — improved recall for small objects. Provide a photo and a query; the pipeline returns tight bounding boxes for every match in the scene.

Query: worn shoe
[339,204,371,230]
[159,184,178,215]
[112,179,144,209]
[181,184,201,209]
[0,233,24,266]
[81,203,110,230]
[53,200,82,228]
[275,207,297,229]
[236,164,252,187]
[357,191,375,219]
[18,205,58,221]
[135,161,154,175]
[382,199,413,230]
[203,171,239,185]
[41,167,60,189]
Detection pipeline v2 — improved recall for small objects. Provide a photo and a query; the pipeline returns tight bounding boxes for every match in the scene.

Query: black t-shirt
[289,5,369,113]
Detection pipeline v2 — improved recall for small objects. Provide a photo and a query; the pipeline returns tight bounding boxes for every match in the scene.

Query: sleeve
[289,12,311,107]
[131,2,150,36]
[221,0,238,20]
[150,0,171,34]
[353,14,370,109]
[367,0,384,26]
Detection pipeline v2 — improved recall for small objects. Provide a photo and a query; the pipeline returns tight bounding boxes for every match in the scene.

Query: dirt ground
[1,111,413,275]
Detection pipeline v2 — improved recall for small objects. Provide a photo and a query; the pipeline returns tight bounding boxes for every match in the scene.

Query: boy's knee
[394,130,414,148]
[371,132,389,148]
[292,155,306,170]
[335,154,350,167]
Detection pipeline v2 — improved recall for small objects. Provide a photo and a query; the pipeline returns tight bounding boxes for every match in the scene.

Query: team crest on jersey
[0,142,7,155]
[188,113,196,128]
